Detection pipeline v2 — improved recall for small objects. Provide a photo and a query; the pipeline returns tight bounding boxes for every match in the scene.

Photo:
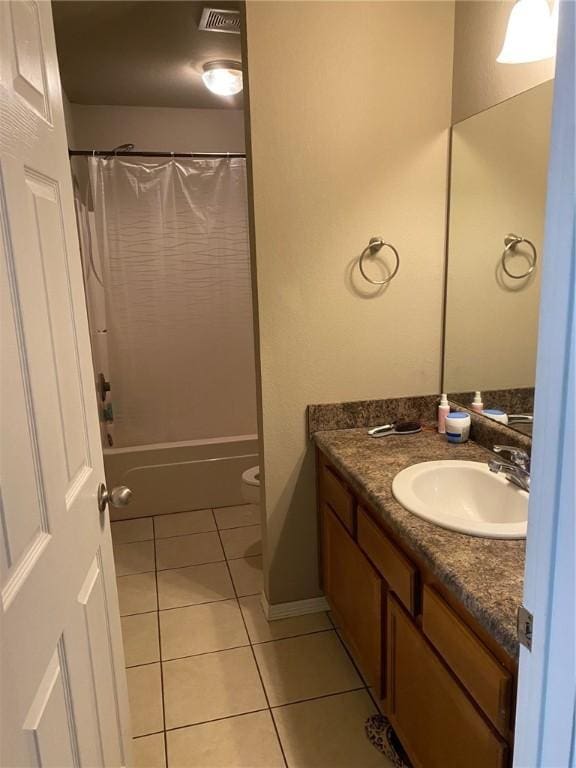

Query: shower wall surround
[85,156,257,447]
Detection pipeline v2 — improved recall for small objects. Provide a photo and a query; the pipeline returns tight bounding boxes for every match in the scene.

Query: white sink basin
[392,460,527,539]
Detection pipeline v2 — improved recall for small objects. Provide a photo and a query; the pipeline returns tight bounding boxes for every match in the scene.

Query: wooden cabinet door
[322,503,383,693]
[387,596,508,768]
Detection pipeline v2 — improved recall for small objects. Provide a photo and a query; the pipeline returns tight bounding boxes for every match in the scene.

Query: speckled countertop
[314,427,525,658]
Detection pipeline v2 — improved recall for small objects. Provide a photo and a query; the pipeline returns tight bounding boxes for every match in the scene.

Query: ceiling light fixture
[497,0,557,63]
[202,61,243,96]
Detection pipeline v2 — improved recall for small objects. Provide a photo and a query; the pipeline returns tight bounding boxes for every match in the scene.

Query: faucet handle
[493,445,530,470]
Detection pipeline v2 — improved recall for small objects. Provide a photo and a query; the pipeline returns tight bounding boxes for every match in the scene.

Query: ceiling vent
[199,8,241,34]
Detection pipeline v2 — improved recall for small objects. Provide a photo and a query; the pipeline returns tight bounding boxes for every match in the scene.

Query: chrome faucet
[508,414,534,424]
[488,445,531,492]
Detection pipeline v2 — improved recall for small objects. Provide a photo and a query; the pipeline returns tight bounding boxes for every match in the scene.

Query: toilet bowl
[241,465,260,505]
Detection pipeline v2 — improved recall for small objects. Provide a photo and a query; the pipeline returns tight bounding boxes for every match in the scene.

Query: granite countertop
[314,426,525,658]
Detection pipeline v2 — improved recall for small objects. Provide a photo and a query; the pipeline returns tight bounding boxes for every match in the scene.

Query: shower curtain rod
[69,149,246,158]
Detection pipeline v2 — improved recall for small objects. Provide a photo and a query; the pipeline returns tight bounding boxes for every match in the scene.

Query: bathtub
[104,434,259,521]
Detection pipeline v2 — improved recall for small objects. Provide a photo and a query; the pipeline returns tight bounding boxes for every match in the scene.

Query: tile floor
[113,504,392,768]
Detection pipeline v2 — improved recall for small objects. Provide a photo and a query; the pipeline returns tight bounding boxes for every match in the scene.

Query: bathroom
[0,1,573,768]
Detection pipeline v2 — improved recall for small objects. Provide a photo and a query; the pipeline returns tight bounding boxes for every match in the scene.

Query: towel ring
[501,234,537,279]
[359,237,400,285]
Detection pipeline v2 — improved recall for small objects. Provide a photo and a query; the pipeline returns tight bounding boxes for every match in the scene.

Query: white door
[0,2,132,766]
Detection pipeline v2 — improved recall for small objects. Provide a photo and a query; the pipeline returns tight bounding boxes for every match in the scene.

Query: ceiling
[52,1,243,109]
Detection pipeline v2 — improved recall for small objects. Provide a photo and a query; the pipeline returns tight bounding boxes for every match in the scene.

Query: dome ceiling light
[202,61,243,96]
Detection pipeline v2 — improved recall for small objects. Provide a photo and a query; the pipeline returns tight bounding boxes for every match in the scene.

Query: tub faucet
[488,445,531,492]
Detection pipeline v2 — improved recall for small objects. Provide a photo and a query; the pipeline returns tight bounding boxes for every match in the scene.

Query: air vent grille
[199,8,241,34]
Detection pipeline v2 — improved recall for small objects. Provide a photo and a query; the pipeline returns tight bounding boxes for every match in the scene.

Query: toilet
[241,465,260,505]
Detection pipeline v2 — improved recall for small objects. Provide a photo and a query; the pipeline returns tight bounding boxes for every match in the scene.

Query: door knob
[97,372,111,402]
[98,483,133,513]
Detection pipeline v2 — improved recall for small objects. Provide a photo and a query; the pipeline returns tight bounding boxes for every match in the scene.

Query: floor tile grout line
[117,568,158,577]
[224,553,263,562]
[119,591,261,618]
[161,642,251,665]
[113,517,260,547]
[215,523,261,532]
[112,537,155,546]
[157,596,240,616]
[156,559,226,572]
[120,555,261,575]
[214,521,289,768]
[118,551,262,579]
[125,659,164,670]
[112,503,258,528]
[150,517,169,768]
[156,591,258,613]
[155,529,218,541]
[322,610,374,696]
[136,625,339,667]
[119,608,159,619]
[364,684,384,715]
[332,624,373,693]
[269,686,368,710]
[161,706,270,734]
[138,685,371,739]
[132,729,165,740]
[242,626,335,647]
[117,526,261,551]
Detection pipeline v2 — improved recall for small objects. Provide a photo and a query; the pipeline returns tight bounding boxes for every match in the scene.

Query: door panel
[9,0,51,120]
[22,643,79,768]
[387,596,507,768]
[1,2,131,765]
[322,503,383,693]
[76,554,125,768]
[23,169,91,484]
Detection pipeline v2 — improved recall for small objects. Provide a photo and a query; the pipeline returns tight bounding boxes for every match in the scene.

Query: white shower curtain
[87,156,257,447]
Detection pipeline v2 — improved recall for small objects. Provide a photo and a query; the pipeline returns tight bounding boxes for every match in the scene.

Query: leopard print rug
[365,715,411,767]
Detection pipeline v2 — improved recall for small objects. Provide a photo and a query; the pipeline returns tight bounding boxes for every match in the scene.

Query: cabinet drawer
[320,462,355,534]
[388,596,507,768]
[357,507,417,614]
[422,586,512,735]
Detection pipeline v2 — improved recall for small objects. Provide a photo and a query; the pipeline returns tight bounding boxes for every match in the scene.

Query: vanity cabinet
[316,449,515,768]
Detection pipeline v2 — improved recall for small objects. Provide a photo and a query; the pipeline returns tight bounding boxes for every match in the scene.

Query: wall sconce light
[497,0,557,63]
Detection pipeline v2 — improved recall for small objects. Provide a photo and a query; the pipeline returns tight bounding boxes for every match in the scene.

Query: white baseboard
[260,593,330,621]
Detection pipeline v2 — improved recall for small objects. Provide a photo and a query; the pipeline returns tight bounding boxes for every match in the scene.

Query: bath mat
[365,714,411,767]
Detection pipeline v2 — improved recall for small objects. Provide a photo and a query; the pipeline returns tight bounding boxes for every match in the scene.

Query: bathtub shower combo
[72,151,259,519]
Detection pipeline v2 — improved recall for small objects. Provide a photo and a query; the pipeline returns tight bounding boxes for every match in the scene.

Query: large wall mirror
[443,80,554,435]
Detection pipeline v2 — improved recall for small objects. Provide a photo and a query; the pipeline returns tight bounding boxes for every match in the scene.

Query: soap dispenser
[438,394,450,434]
[471,391,484,413]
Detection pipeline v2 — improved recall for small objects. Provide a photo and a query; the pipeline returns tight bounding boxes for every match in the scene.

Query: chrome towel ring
[501,233,537,279]
[359,237,400,286]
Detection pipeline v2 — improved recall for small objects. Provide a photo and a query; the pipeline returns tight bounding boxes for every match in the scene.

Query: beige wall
[245,1,454,605]
[452,0,555,123]
[444,81,553,392]
[67,103,245,152]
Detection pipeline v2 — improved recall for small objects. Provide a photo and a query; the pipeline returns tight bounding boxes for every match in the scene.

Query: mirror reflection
[443,80,554,434]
